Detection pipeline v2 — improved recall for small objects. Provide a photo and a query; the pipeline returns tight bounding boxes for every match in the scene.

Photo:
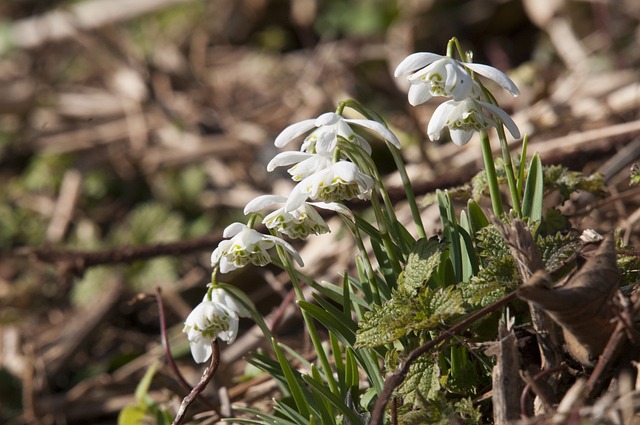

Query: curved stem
[389,144,426,238]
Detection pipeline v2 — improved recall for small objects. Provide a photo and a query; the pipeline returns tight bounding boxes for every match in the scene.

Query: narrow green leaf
[517,134,529,195]
[302,375,364,425]
[457,223,479,282]
[310,365,336,425]
[300,298,357,346]
[466,199,489,235]
[135,359,159,402]
[271,338,311,419]
[345,347,360,390]
[522,152,543,221]
[437,190,462,283]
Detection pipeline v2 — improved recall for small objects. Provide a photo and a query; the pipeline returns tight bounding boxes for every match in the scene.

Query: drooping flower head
[274,112,401,155]
[394,52,520,105]
[428,98,521,146]
[183,288,251,363]
[285,161,374,212]
[211,222,303,273]
[244,195,329,239]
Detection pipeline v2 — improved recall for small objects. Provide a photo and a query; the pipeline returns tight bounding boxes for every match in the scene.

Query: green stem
[275,244,340,396]
[369,194,403,275]
[496,124,522,217]
[389,145,426,238]
[349,219,382,305]
[479,130,504,217]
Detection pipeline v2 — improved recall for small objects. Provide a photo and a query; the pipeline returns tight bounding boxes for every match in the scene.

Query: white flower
[183,289,251,363]
[285,161,374,212]
[428,98,521,146]
[274,112,401,153]
[394,53,519,105]
[245,195,352,239]
[267,151,333,181]
[211,222,303,273]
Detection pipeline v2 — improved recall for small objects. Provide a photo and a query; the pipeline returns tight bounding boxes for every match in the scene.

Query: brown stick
[173,340,220,425]
[15,232,223,276]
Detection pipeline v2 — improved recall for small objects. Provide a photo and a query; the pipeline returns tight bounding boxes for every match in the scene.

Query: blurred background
[1,0,639,423]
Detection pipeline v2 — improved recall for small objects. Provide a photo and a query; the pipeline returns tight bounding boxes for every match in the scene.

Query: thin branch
[173,340,220,425]
[15,232,222,275]
[369,291,518,425]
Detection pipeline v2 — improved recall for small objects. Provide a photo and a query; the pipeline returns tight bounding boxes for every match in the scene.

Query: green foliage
[539,232,581,273]
[113,202,185,246]
[397,354,441,404]
[399,395,483,425]
[355,286,465,348]
[118,361,172,425]
[522,153,543,221]
[398,237,445,295]
[543,164,606,200]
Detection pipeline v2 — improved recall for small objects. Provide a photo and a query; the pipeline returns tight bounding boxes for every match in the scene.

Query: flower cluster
[183,106,401,363]
[395,52,520,145]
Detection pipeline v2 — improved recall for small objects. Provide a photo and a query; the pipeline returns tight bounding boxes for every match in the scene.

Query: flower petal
[244,195,287,214]
[450,129,475,146]
[407,83,432,106]
[464,63,520,96]
[479,101,521,139]
[267,151,313,172]
[190,339,213,363]
[344,118,401,149]
[315,112,341,126]
[274,119,318,148]
[223,222,247,238]
[310,201,354,220]
[394,52,443,77]
[427,101,456,141]
[265,235,304,267]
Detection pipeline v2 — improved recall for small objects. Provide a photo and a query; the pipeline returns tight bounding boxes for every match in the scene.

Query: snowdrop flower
[183,288,251,363]
[245,195,352,239]
[211,222,303,273]
[267,151,333,181]
[285,161,374,212]
[274,112,401,153]
[394,53,519,105]
[428,98,521,146]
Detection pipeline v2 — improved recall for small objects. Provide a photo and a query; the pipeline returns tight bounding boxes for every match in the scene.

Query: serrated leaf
[539,232,580,273]
[462,255,520,307]
[399,237,444,295]
[355,287,465,348]
[397,354,441,404]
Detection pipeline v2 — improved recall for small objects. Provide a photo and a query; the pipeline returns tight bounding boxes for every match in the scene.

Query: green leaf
[397,354,441,404]
[135,360,159,402]
[466,199,489,235]
[271,339,311,419]
[355,287,465,348]
[437,190,462,283]
[522,153,543,221]
[298,300,357,346]
[398,237,444,295]
[631,163,640,185]
[118,405,147,425]
[302,375,365,425]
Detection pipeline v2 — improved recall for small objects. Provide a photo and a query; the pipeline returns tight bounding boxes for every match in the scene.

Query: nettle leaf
[539,232,580,273]
[355,287,465,348]
[397,353,441,404]
[474,225,509,264]
[618,252,640,287]
[543,164,606,200]
[462,254,520,307]
[399,237,445,294]
[355,289,414,348]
